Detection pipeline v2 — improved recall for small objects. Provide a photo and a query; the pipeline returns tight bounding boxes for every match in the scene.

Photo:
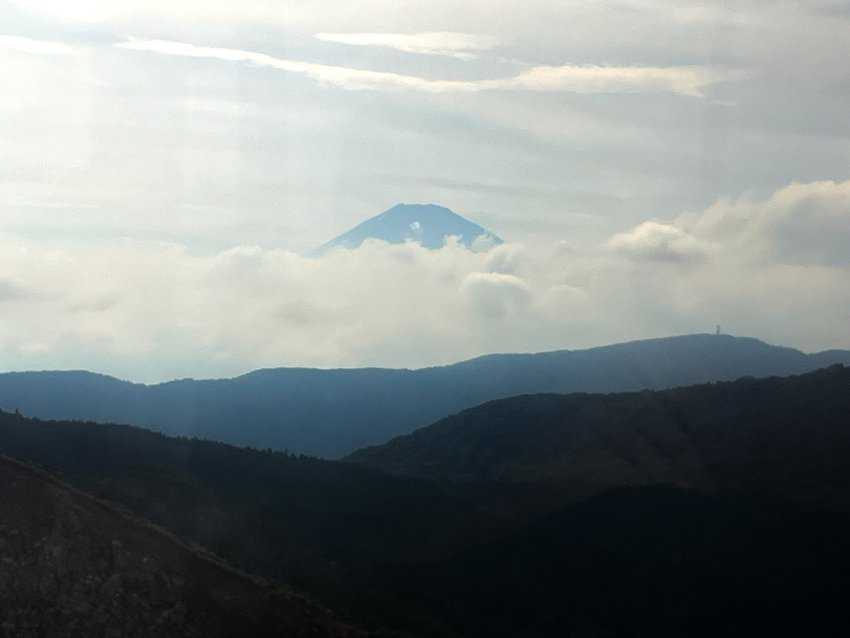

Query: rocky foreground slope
[0,455,362,638]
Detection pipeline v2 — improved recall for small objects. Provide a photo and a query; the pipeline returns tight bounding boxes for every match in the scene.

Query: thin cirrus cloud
[115,38,727,97]
[0,34,75,55]
[508,64,729,98]
[314,32,498,60]
[115,39,479,92]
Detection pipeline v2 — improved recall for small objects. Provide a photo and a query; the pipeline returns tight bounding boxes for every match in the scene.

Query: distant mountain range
[313,203,502,254]
[1,334,848,458]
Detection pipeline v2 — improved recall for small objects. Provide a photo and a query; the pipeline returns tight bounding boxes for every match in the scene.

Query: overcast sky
[1,0,849,381]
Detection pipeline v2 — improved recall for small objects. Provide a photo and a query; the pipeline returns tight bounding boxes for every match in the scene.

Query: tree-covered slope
[4,366,850,636]
[351,365,850,509]
[387,485,850,638]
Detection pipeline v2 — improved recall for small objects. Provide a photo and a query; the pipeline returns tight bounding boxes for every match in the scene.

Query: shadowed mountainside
[0,409,525,634]
[0,455,361,638]
[3,366,850,636]
[386,484,850,638]
[1,334,848,458]
[351,365,850,509]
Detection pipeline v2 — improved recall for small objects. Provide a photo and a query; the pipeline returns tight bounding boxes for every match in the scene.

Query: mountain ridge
[349,364,850,510]
[4,333,841,385]
[2,334,849,457]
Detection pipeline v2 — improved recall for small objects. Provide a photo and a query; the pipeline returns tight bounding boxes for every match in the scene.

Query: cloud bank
[1,179,848,382]
[614,180,850,267]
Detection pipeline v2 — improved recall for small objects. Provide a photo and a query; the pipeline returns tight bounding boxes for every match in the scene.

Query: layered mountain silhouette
[313,203,502,254]
[3,366,850,636]
[1,334,848,458]
[0,455,361,638]
[0,408,530,635]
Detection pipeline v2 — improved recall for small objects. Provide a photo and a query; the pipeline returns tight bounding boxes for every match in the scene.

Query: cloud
[115,39,480,93]
[504,64,726,98]
[607,221,707,263]
[1,180,849,381]
[483,243,525,274]
[686,180,850,266]
[461,271,532,318]
[0,35,75,55]
[0,279,30,302]
[115,39,728,97]
[314,32,498,60]
[608,179,850,267]
[7,0,281,24]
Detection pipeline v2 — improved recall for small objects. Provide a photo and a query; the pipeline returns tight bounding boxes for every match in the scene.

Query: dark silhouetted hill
[0,409,515,634]
[0,455,361,638]
[351,365,850,509]
[4,366,850,636]
[388,484,850,637]
[1,335,847,458]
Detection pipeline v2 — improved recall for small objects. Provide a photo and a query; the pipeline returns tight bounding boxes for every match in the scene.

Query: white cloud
[115,39,729,97]
[115,39,481,92]
[685,180,850,266]
[8,0,283,24]
[471,233,500,253]
[0,35,75,55]
[461,271,532,318]
[314,32,498,60]
[483,243,525,274]
[504,64,726,98]
[607,221,707,262]
[609,179,850,267]
[2,179,848,382]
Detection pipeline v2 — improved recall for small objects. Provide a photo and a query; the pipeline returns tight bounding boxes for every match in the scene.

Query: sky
[1,0,849,381]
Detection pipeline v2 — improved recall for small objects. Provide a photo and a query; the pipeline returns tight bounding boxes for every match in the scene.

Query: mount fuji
[313,203,503,255]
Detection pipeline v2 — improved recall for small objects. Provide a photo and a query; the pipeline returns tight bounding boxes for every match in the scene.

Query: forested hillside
[351,365,850,508]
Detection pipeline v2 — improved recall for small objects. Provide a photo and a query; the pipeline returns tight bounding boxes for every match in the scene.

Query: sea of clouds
[1,179,848,382]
